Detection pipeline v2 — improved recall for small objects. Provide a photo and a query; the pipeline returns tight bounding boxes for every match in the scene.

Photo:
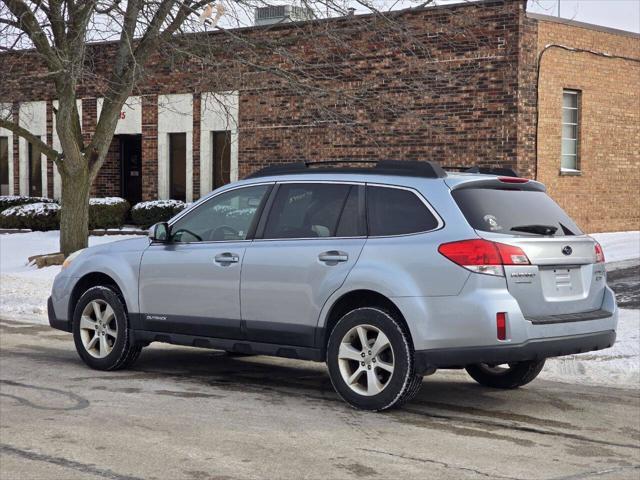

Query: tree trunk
[60,170,91,256]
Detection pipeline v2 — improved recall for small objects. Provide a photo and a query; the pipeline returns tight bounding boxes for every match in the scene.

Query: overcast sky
[526,0,640,33]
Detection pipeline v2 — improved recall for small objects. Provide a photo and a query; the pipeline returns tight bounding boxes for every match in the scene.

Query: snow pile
[542,308,639,387]
[591,231,640,263]
[1,202,60,217]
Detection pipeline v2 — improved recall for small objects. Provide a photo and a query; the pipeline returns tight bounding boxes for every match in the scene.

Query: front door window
[171,184,270,243]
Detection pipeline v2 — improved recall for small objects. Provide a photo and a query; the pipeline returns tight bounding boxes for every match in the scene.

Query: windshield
[452,188,583,236]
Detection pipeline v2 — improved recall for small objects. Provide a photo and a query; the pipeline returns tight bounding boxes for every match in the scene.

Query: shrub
[131,199,186,227]
[0,202,60,231]
[89,197,130,229]
[0,195,57,211]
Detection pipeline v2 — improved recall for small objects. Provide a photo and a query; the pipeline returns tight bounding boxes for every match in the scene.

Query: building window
[28,139,42,197]
[0,137,8,195]
[211,131,231,189]
[169,132,186,201]
[561,89,580,172]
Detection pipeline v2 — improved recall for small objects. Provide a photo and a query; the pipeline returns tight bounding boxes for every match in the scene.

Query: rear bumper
[48,296,71,332]
[414,329,616,373]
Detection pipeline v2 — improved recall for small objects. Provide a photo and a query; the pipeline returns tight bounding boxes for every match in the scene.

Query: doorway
[119,134,142,205]
[28,139,42,197]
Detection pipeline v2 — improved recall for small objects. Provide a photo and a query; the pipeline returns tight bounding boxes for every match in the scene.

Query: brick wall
[1,0,531,203]
[141,95,158,201]
[534,17,640,232]
[92,136,121,197]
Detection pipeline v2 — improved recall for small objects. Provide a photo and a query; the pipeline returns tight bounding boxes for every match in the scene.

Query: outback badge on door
[562,245,573,256]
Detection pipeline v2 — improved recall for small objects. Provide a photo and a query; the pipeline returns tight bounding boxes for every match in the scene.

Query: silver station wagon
[49,161,617,410]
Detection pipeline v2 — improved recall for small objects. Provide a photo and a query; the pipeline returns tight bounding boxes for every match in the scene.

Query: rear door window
[367,186,440,236]
[452,188,582,236]
[263,183,361,239]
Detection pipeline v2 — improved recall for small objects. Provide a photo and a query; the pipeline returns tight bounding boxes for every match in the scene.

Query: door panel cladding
[131,330,323,361]
[137,313,243,339]
[243,320,318,347]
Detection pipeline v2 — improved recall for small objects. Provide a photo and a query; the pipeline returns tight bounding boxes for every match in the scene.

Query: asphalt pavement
[1,318,639,480]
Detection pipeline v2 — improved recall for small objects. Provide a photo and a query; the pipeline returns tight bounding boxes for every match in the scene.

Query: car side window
[367,185,439,236]
[263,183,358,239]
[171,184,270,243]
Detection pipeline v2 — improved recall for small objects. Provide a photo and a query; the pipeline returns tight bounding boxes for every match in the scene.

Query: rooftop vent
[254,5,314,26]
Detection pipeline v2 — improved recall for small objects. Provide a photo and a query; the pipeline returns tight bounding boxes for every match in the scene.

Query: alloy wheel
[337,324,395,396]
[79,299,118,358]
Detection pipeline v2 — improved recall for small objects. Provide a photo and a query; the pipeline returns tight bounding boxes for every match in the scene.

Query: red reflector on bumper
[497,312,507,341]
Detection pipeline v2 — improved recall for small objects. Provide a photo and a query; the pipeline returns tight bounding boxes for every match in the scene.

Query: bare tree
[0,0,222,254]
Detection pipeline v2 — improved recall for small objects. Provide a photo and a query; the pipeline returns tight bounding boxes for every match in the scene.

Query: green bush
[0,195,57,211]
[89,197,130,229]
[0,202,60,231]
[131,200,186,227]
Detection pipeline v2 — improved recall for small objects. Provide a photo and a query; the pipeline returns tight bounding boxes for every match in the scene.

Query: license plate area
[539,265,586,300]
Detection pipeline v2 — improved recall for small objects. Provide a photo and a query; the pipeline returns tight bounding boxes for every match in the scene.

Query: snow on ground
[0,230,638,388]
[591,230,640,263]
[0,231,139,321]
[542,308,639,387]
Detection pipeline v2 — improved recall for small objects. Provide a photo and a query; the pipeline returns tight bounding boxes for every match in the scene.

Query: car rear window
[452,188,583,236]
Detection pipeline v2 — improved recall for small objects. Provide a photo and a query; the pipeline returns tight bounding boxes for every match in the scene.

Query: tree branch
[3,0,63,71]
[0,117,62,163]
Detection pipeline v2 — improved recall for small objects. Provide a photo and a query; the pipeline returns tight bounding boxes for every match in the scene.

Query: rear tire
[326,307,422,411]
[72,286,142,371]
[465,360,545,389]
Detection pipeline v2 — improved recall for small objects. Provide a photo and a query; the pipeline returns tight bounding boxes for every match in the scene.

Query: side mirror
[149,222,170,242]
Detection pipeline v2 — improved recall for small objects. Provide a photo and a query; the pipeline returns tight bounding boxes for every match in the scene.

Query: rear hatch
[450,179,606,319]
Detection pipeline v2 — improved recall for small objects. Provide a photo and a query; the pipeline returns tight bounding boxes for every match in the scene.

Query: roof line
[527,12,640,39]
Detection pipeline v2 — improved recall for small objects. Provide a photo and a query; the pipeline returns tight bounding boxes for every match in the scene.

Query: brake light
[498,177,529,183]
[438,239,530,276]
[594,242,605,263]
[496,312,507,341]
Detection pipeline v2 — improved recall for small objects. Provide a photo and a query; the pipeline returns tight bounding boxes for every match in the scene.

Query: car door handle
[318,251,349,263]
[214,253,240,265]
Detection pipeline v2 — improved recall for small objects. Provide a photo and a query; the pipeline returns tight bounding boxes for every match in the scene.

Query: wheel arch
[319,289,413,356]
[68,272,128,322]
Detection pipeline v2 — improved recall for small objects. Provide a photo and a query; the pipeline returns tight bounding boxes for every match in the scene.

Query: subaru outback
[49,161,617,410]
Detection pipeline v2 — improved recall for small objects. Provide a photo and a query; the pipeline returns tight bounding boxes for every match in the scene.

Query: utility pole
[558,0,561,18]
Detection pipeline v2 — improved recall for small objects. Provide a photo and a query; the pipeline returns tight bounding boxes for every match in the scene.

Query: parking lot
[1,317,639,480]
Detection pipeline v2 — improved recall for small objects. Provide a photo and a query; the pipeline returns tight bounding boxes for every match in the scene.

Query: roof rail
[246,160,448,179]
[444,165,520,177]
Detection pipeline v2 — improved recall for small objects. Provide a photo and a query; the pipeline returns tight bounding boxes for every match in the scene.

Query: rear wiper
[510,224,558,235]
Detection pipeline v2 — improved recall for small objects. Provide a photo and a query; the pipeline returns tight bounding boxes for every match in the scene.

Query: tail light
[438,239,530,277]
[594,242,605,263]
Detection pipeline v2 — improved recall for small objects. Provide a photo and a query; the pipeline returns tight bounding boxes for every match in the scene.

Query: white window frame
[561,89,581,174]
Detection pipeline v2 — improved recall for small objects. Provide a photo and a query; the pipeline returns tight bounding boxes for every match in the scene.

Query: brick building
[0,0,638,232]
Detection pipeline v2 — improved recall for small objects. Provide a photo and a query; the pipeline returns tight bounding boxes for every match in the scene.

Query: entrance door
[119,134,142,205]
[28,140,42,197]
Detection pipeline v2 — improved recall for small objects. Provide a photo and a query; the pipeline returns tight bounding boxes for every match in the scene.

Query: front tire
[326,307,422,411]
[465,360,545,389]
[72,286,142,371]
